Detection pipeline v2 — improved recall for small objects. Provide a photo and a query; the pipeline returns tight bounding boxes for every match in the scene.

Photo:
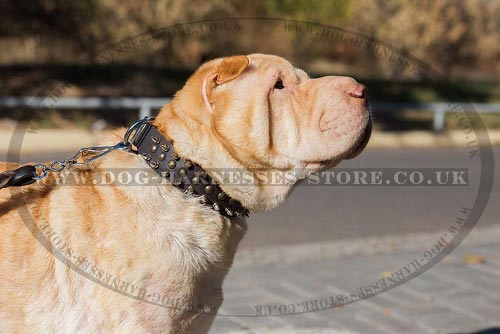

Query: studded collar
[130,121,249,218]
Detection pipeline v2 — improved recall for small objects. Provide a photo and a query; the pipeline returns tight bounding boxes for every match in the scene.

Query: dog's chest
[25,185,242,332]
[28,245,223,333]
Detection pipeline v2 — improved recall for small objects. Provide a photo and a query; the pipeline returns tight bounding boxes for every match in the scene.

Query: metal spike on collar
[225,207,233,216]
[132,122,250,219]
[236,209,250,218]
[199,195,208,204]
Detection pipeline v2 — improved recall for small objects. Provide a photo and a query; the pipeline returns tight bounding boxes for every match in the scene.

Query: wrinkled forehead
[246,54,309,81]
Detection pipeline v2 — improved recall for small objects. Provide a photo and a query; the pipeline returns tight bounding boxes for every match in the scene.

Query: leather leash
[0,165,37,189]
[0,117,249,218]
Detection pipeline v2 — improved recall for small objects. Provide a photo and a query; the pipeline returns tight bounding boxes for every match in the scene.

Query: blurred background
[0,0,498,129]
[0,1,499,333]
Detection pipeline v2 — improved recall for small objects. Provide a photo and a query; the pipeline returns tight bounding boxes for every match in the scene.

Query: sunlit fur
[0,54,369,333]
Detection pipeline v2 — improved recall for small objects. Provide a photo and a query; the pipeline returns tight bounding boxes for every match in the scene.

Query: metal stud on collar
[131,120,250,219]
[178,168,187,177]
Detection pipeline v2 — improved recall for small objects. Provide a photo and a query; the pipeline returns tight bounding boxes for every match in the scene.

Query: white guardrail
[0,97,499,131]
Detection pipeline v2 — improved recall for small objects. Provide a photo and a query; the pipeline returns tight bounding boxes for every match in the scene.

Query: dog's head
[154,54,371,212]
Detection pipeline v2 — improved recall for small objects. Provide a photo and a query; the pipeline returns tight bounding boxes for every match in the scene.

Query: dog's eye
[274,79,284,89]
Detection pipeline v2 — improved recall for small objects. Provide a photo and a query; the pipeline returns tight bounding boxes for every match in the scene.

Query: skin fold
[0,54,371,333]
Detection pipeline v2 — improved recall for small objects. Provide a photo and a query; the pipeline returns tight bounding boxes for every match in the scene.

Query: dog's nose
[348,84,367,99]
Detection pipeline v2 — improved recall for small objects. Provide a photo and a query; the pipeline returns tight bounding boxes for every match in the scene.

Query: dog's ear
[214,55,249,85]
[203,55,249,112]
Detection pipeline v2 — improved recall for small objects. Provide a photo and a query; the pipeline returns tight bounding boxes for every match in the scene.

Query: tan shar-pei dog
[0,54,371,333]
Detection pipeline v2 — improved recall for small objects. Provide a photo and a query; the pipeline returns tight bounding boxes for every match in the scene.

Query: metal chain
[32,116,155,180]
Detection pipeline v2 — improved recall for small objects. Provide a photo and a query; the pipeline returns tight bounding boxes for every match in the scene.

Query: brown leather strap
[0,165,37,189]
[132,123,249,218]
[0,171,14,189]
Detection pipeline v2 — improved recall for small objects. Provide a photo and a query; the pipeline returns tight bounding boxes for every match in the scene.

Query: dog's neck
[151,102,295,213]
[131,119,249,218]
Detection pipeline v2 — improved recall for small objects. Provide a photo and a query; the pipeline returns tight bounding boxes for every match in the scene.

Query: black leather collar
[131,122,249,218]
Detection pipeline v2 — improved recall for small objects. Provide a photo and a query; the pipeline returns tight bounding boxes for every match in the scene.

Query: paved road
[210,233,500,334]
[4,147,500,251]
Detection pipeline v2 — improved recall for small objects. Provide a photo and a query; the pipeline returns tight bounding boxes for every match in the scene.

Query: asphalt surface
[241,147,499,250]
[5,147,500,250]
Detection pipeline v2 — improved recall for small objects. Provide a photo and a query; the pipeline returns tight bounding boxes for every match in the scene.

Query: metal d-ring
[123,116,156,147]
[25,117,155,182]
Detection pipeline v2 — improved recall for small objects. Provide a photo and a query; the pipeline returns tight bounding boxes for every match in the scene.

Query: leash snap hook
[1,116,157,188]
